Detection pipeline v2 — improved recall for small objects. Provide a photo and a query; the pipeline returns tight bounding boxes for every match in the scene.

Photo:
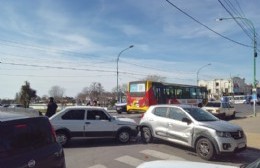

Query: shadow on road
[213,147,260,165]
[64,137,139,148]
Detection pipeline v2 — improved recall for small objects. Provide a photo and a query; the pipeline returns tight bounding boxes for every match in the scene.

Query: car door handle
[85,122,90,124]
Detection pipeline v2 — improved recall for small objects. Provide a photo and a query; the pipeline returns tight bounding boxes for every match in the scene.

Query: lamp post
[117,45,134,102]
[197,63,211,86]
[217,17,257,117]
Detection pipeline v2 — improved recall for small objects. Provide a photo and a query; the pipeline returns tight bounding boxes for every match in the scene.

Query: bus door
[153,86,166,104]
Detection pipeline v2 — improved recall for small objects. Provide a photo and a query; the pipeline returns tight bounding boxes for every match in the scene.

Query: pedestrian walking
[45,97,58,118]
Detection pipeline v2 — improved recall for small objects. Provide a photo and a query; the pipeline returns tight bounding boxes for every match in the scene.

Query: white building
[198,77,252,99]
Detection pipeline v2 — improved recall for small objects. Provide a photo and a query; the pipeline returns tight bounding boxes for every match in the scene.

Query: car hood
[115,102,127,106]
[113,116,137,125]
[137,160,237,168]
[198,120,242,132]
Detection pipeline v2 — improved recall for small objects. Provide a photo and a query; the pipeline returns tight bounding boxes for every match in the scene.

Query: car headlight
[216,131,232,138]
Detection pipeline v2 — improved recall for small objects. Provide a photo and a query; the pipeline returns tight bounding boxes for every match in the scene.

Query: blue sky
[0,0,259,99]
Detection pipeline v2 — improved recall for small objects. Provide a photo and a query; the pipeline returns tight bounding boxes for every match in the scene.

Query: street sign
[252,93,257,101]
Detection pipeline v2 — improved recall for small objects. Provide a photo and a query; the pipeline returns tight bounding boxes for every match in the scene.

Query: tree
[49,85,65,102]
[142,75,166,82]
[88,82,104,101]
[76,82,105,105]
[111,83,128,102]
[19,81,37,108]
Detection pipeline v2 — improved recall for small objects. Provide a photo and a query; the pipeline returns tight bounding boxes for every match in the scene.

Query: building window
[216,82,219,87]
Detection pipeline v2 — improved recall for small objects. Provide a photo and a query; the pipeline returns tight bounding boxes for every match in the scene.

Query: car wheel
[196,138,215,160]
[141,127,153,143]
[117,129,130,143]
[117,109,122,114]
[230,112,235,119]
[56,131,70,147]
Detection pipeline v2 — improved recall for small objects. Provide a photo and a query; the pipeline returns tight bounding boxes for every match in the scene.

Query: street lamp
[117,45,134,102]
[197,63,211,86]
[217,17,257,117]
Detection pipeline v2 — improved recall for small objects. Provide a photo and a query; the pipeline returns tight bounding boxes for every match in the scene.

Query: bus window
[183,88,190,99]
[176,88,183,98]
[196,88,202,99]
[190,87,196,99]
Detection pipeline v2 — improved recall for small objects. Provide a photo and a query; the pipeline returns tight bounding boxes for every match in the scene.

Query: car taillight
[49,121,57,139]
[15,124,27,128]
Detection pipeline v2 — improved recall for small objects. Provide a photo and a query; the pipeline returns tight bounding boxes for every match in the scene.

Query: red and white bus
[126,80,208,113]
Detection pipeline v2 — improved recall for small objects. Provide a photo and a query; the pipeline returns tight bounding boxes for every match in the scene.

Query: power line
[219,0,253,41]
[120,60,195,75]
[1,62,115,73]
[0,73,116,78]
[165,0,252,48]
[218,0,260,52]
[0,39,98,59]
[0,61,148,77]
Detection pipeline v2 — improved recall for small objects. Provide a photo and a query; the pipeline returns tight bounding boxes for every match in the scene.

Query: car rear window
[0,117,55,157]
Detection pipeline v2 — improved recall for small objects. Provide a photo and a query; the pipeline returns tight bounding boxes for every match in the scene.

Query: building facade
[198,77,253,99]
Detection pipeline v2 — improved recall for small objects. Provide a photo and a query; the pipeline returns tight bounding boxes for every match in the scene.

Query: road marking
[115,155,144,167]
[88,149,185,168]
[88,164,107,168]
[140,149,186,160]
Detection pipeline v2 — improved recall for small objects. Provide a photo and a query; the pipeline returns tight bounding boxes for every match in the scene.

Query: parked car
[250,98,260,105]
[0,112,66,168]
[50,106,139,146]
[139,104,247,160]
[8,104,24,108]
[202,101,236,119]
[115,102,127,114]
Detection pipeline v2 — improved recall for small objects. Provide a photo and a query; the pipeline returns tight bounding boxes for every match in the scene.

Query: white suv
[202,101,235,119]
[50,106,138,146]
[139,104,246,160]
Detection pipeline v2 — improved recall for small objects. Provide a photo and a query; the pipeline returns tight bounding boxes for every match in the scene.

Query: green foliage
[19,81,37,108]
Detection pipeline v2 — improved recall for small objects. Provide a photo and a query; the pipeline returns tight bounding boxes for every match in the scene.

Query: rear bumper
[127,105,148,113]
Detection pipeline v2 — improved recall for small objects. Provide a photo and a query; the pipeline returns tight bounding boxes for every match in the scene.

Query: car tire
[141,127,153,143]
[117,129,130,143]
[196,138,215,160]
[230,112,235,119]
[56,130,70,147]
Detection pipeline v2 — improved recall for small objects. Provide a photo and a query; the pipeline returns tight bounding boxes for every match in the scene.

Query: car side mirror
[182,117,192,125]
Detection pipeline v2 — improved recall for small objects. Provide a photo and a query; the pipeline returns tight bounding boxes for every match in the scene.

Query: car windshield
[205,102,221,107]
[183,107,219,122]
[222,103,233,108]
[205,102,233,108]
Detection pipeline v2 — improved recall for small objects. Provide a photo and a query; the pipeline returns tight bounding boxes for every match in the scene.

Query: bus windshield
[129,82,146,97]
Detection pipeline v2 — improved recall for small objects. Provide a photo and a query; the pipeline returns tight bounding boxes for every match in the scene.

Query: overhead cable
[165,0,252,48]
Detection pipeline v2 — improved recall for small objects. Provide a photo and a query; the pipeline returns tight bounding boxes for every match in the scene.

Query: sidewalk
[230,114,260,150]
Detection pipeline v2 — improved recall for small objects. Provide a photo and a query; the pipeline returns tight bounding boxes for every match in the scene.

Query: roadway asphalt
[230,106,260,150]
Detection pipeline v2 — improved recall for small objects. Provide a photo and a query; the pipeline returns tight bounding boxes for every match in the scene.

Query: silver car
[139,104,247,160]
[50,106,139,146]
